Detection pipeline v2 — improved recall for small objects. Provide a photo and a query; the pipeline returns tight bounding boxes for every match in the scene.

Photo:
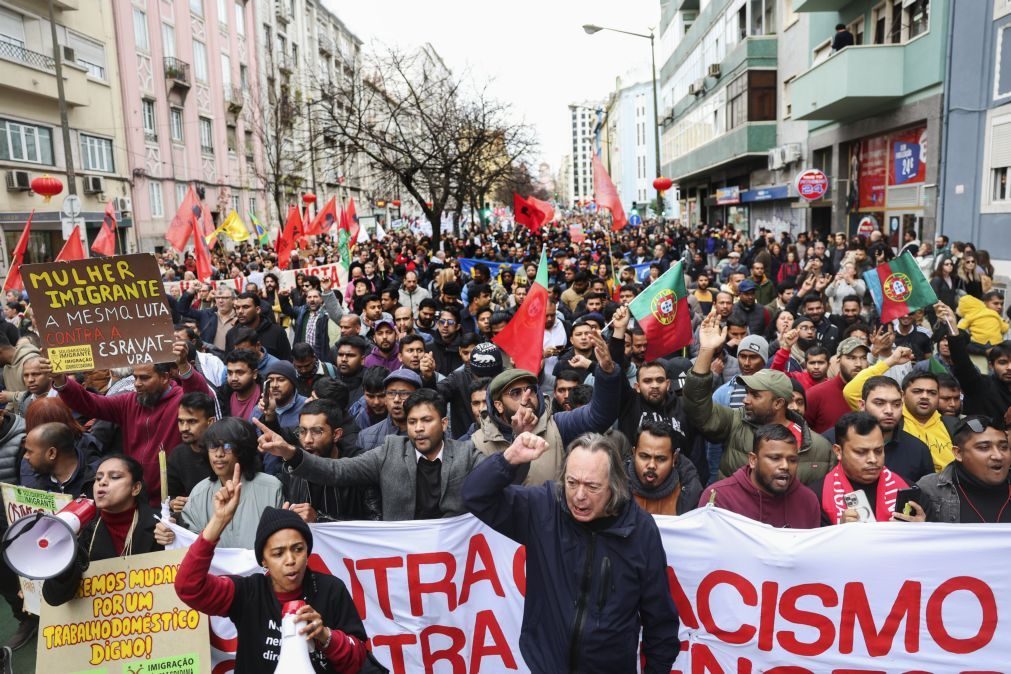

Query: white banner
[163,261,349,297]
[168,508,1011,673]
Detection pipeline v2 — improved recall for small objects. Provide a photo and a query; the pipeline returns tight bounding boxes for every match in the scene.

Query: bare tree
[249,78,309,224]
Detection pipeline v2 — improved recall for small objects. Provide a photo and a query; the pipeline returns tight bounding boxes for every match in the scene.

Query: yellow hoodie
[843,360,954,471]
[958,294,1009,346]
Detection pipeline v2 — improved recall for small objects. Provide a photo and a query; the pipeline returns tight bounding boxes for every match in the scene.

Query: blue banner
[456,258,525,277]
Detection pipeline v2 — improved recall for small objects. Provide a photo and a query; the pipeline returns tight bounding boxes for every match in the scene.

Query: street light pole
[48,0,76,197]
[583,23,664,216]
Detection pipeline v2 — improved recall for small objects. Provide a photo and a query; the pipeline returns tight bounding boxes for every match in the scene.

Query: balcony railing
[163,57,191,85]
[0,40,55,72]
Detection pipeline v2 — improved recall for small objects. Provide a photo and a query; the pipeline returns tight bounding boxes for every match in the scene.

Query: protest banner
[37,547,210,674]
[23,254,175,372]
[167,507,1011,673]
[0,483,72,615]
[277,260,349,291]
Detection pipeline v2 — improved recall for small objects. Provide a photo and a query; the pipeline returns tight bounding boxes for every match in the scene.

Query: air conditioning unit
[707,63,722,78]
[767,149,784,171]
[61,45,75,64]
[783,143,803,164]
[83,176,104,194]
[114,196,132,212]
[687,83,697,96]
[5,170,31,191]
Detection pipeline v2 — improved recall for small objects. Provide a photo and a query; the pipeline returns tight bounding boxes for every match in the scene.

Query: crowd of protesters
[0,212,1007,673]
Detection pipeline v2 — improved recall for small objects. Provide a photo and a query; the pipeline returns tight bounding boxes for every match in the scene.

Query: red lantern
[392,200,401,208]
[31,175,63,203]
[652,176,673,192]
[425,201,433,209]
[302,192,317,206]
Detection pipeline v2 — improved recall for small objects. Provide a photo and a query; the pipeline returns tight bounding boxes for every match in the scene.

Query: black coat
[42,501,163,606]
[225,317,292,361]
[949,330,1011,419]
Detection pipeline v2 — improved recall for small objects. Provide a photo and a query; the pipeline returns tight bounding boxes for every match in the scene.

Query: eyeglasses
[296,426,327,438]
[207,443,236,455]
[438,319,457,326]
[387,389,414,399]
[505,384,537,400]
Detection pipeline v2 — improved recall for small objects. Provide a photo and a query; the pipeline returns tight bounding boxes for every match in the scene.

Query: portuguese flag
[863,252,938,323]
[494,248,549,374]
[628,260,692,361]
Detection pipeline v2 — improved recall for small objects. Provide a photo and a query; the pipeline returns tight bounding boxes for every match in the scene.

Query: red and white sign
[168,507,1011,673]
[795,168,830,202]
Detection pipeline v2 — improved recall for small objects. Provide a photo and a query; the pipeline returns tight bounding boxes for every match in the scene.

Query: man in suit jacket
[256,388,484,520]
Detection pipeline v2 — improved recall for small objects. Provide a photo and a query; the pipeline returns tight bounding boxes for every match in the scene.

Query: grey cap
[737,335,769,362]
[384,368,422,388]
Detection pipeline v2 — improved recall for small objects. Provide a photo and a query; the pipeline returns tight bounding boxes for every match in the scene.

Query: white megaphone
[2,497,96,580]
[274,600,316,674]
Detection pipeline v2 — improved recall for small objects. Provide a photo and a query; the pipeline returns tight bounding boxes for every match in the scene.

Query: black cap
[254,507,313,565]
[470,342,504,378]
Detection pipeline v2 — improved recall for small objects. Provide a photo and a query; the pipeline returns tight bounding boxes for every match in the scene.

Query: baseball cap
[488,368,538,401]
[574,312,605,329]
[737,335,769,362]
[729,251,741,258]
[384,368,422,389]
[836,337,869,357]
[739,370,793,400]
[374,318,396,332]
[737,279,758,294]
[470,342,504,378]
[792,315,815,329]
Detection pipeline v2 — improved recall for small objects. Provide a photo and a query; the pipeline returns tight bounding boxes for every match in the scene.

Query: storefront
[0,210,132,275]
[846,124,928,245]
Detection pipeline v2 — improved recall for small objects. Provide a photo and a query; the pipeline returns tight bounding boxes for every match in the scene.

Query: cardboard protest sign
[37,547,210,674]
[0,483,72,615]
[23,254,175,373]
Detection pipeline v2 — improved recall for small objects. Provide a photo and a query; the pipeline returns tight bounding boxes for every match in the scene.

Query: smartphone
[843,491,874,523]
[894,485,922,517]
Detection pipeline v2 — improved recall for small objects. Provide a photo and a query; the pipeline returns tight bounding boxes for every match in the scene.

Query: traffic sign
[61,215,85,240]
[629,213,642,226]
[61,194,81,218]
[794,169,829,202]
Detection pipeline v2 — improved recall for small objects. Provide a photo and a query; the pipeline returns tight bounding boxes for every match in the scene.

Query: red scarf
[99,507,136,556]
[821,464,907,524]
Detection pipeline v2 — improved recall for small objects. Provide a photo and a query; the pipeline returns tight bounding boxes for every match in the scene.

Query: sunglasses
[954,415,1005,436]
[438,319,457,326]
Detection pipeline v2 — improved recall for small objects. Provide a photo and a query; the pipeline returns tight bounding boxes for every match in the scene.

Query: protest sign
[23,254,175,372]
[277,260,349,291]
[0,483,72,615]
[37,547,210,674]
[168,508,1011,673]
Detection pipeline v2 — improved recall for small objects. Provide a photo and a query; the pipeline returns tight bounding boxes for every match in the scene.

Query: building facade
[567,100,604,207]
[791,0,945,242]
[939,0,1011,267]
[605,77,658,213]
[0,0,132,268]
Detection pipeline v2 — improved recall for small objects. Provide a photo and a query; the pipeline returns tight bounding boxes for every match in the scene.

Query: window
[199,117,213,153]
[176,183,188,205]
[235,2,245,35]
[244,130,253,158]
[193,40,208,82]
[848,16,865,45]
[133,8,149,51]
[0,7,26,49]
[226,125,237,153]
[80,134,114,172]
[190,0,203,17]
[906,0,930,39]
[149,182,164,217]
[0,119,53,164]
[994,167,1011,202]
[221,53,231,92]
[248,196,256,215]
[997,24,1011,99]
[726,74,747,131]
[782,0,797,29]
[231,195,240,212]
[142,99,157,140]
[68,32,107,79]
[890,0,903,43]
[990,115,1011,204]
[872,3,887,44]
[783,77,794,118]
[162,24,175,59]
[170,108,184,142]
[240,64,249,91]
[218,0,228,25]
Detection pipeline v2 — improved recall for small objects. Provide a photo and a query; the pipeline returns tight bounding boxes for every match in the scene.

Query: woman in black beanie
[175,463,379,673]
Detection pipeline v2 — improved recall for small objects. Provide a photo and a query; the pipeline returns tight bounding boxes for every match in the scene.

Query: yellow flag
[221,210,250,242]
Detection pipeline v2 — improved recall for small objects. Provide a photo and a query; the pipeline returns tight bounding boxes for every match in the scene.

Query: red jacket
[698,466,820,529]
[57,369,208,506]
[804,375,851,434]
[770,348,823,391]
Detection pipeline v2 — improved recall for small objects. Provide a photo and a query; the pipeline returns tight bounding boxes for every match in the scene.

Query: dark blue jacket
[463,452,680,674]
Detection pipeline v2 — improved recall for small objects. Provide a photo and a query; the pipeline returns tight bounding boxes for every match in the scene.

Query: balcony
[0,41,88,106]
[793,0,850,12]
[275,2,290,25]
[791,45,905,121]
[164,57,191,98]
[225,85,244,114]
[277,55,293,76]
[665,123,777,182]
[319,34,334,55]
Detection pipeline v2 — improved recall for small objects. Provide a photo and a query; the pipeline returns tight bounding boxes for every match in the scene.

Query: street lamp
[583,23,664,216]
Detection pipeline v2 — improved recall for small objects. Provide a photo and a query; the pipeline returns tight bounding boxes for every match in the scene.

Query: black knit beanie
[254,507,313,565]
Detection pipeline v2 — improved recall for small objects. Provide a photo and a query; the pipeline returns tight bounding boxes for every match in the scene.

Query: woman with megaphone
[174,462,377,673]
[41,454,163,606]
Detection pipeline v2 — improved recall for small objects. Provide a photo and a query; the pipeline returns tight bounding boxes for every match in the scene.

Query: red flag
[494,249,549,374]
[344,198,360,246]
[307,197,339,236]
[3,210,33,292]
[276,205,302,270]
[55,226,86,262]
[191,216,213,281]
[529,197,555,226]
[513,193,545,233]
[202,205,216,237]
[91,201,117,256]
[167,185,201,251]
[592,155,627,232]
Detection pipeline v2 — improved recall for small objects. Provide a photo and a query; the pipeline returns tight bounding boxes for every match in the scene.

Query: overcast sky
[326,0,659,174]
